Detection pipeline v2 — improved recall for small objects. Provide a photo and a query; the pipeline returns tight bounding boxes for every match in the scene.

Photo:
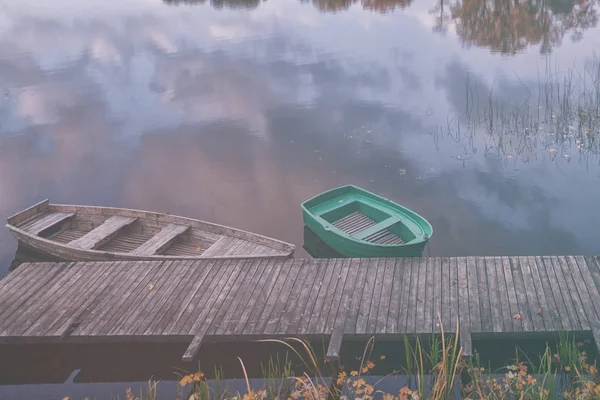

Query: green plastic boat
[301,185,433,257]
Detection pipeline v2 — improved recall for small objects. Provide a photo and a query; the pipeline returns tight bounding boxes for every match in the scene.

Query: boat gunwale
[301,185,432,248]
[6,202,295,260]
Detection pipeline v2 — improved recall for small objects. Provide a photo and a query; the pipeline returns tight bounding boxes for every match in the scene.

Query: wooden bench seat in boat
[131,223,189,256]
[69,216,137,250]
[19,212,75,235]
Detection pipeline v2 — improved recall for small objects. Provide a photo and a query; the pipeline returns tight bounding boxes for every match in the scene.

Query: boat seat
[19,212,75,235]
[69,216,137,250]
[131,224,189,256]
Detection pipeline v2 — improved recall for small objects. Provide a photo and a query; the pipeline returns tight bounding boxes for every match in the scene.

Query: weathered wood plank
[69,216,137,250]
[572,256,600,324]
[565,256,599,326]
[526,256,553,331]
[306,259,339,334]
[535,256,567,331]
[477,257,493,333]
[440,257,451,332]
[407,258,420,333]
[456,257,471,342]
[345,259,369,334]
[398,258,412,332]
[517,257,545,332]
[323,259,352,334]
[493,258,513,332]
[449,257,459,332]
[317,259,345,334]
[432,257,442,332]
[466,257,482,333]
[215,259,265,335]
[422,257,434,333]
[366,259,386,334]
[233,260,279,335]
[356,258,380,335]
[554,256,589,330]
[484,257,503,333]
[131,224,189,255]
[263,260,303,335]
[273,259,310,334]
[284,260,324,334]
[415,257,428,333]
[386,258,404,333]
[22,212,74,235]
[509,257,533,332]
[376,258,395,334]
[544,256,581,331]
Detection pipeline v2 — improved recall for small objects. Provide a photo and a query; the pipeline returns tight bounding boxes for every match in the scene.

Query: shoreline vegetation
[108,330,600,400]
[437,59,600,166]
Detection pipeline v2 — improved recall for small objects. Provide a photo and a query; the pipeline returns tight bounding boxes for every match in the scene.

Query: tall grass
[439,58,600,164]
[112,332,600,399]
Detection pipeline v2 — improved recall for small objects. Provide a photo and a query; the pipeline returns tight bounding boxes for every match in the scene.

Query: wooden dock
[1,256,600,361]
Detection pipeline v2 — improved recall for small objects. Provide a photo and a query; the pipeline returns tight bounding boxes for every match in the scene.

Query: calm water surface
[1,0,600,395]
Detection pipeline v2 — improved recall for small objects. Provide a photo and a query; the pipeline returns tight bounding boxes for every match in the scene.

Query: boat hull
[301,185,432,258]
[7,200,295,261]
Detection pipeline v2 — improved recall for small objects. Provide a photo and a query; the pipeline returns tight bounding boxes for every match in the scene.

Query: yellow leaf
[513,314,521,320]
[565,366,571,372]
[179,374,193,386]
[336,371,347,386]
[63,398,70,400]
[350,370,359,376]
[147,283,154,291]
[380,355,387,360]
[537,307,543,314]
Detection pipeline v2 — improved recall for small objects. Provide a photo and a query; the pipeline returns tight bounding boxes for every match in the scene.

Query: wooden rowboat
[6,200,295,261]
[301,185,432,257]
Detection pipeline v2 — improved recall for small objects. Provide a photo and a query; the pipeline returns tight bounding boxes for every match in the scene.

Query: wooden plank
[183,333,205,362]
[252,260,295,335]
[565,256,600,326]
[75,261,148,335]
[440,257,451,332]
[2,262,84,335]
[52,262,128,337]
[535,256,567,331]
[466,257,482,332]
[554,256,589,330]
[476,258,493,333]
[432,257,442,332]
[545,256,582,331]
[216,259,265,335]
[22,212,74,235]
[415,257,427,333]
[508,257,533,332]
[325,322,344,362]
[456,257,470,339]
[397,258,412,333]
[344,259,369,334]
[69,216,137,250]
[263,260,303,335]
[233,260,279,335]
[182,261,240,342]
[21,263,102,335]
[518,257,545,332]
[585,256,600,296]
[366,259,386,334]
[306,259,339,334]
[130,224,189,255]
[273,259,311,334]
[493,257,513,332]
[318,259,347,334]
[96,261,167,335]
[386,258,404,333]
[134,260,197,335]
[355,259,380,335]
[199,237,232,257]
[240,260,285,334]
[165,260,222,334]
[526,256,553,331]
[407,258,419,333]
[283,260,322,334]
[0,263,59,320]
[449,257,459,332]
[572,256,600,323]
[483,258,503,333]
[423,257,435,333]
[327,259,359,342]
[376,258,395,334]
[109,261,175,335]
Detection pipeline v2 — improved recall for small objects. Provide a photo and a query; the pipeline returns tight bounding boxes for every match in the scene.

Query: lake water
[1,0,600,396]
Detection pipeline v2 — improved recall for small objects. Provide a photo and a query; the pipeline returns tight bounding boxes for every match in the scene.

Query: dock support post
[182,333,205,362]
[326,325,344,362]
